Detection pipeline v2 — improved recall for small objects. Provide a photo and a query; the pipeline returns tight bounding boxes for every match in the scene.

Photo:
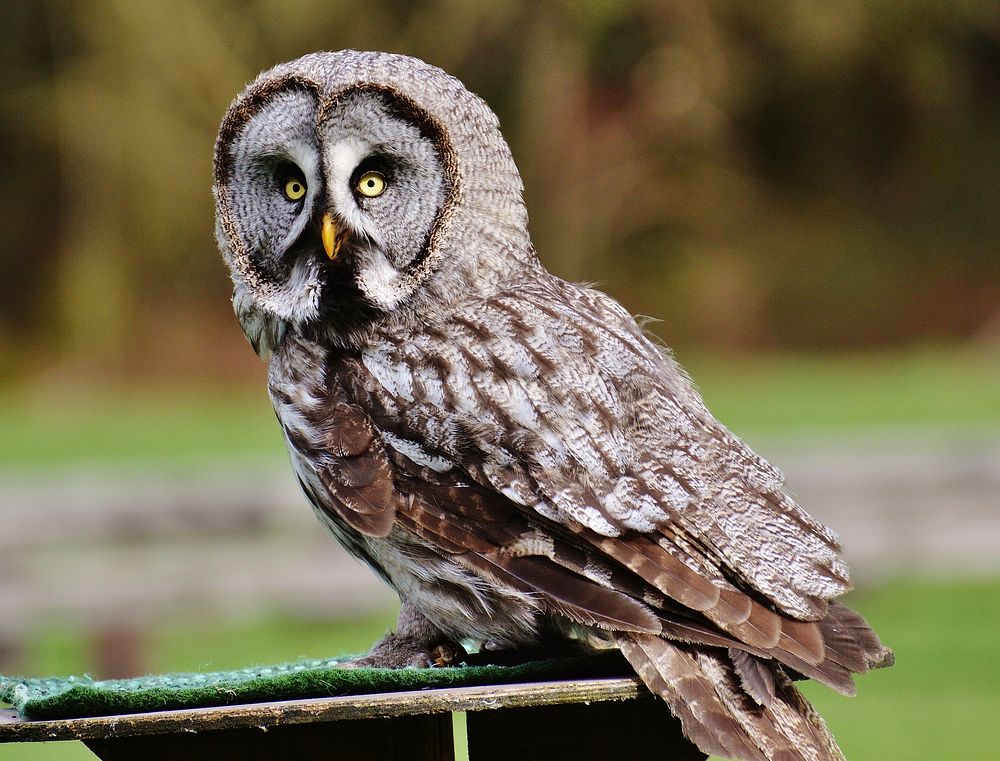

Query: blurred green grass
[683,346,1000,437]
[2,347,998,471]
[3,579,999,760]
[0,385,284,471]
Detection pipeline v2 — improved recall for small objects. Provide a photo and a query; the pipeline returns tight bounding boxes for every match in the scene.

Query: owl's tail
[617,632,847,761]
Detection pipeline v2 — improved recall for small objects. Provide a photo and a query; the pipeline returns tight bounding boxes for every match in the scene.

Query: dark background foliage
[2,1,997,385]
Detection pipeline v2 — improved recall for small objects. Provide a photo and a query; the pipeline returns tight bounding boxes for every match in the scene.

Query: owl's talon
[430,642,466,668]
[338,631,464,669]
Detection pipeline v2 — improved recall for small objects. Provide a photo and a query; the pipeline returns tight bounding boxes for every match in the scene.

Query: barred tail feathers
[617,633,847,761]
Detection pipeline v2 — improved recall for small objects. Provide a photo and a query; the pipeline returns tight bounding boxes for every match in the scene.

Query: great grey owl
[214,50,891,761]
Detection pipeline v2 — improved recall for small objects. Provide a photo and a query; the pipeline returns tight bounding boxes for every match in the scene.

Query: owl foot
[336,632,467,669]
[429,641,465,667]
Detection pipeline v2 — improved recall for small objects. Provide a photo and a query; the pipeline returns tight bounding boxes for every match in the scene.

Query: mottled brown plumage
[214,50,892,761]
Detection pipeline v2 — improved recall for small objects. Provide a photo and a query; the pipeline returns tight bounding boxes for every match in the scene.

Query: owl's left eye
[356,171,387,198]
[283,177,307,201]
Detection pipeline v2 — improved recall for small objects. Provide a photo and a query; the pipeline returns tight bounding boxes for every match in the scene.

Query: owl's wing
[361,277,847,613]
[352,276,886,688]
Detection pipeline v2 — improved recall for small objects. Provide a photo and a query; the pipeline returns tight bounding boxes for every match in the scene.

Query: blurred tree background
[1,0,998,385]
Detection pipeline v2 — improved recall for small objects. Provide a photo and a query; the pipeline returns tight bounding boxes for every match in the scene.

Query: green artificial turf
[1,651,630,720]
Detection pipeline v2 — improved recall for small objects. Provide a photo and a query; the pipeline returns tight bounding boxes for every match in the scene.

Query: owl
[213,51,892,761]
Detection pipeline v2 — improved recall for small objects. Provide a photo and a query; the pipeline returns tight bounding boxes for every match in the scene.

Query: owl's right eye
[274,163,307,203]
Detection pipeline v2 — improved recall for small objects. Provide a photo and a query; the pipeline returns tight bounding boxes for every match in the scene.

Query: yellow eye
[283,177,306,201]
[356,171,386,198]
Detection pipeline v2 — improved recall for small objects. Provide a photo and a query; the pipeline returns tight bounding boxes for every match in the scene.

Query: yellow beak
[321,213,343,261]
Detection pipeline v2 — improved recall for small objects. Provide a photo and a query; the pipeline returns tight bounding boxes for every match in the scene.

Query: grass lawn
[2,577,999,760]
[680,345,1000,437]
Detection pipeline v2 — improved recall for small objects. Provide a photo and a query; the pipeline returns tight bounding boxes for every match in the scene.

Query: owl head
[214,51,533,355]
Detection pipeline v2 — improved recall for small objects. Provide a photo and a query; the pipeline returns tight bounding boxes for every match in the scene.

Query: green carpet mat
[0,651,630,720]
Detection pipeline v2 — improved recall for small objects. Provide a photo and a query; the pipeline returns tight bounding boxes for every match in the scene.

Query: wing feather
[392,486,663,634]
[341,275,888,689]
[381,427,871,696]
[285,395,398,538]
